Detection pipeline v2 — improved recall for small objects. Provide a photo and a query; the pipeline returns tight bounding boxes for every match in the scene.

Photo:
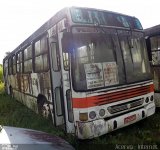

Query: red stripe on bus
[72,84,154,108]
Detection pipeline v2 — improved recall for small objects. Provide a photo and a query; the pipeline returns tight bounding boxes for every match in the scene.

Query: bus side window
[63,52,69,70]
[16,52,23,73]
[50,42,60,71]
[8,57,12,75]
[24,45,33,73]
[12,55,16,75]
[34,37,49,72]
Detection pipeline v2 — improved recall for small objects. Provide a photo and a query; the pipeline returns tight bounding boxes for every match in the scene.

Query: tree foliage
[0,64,3,83]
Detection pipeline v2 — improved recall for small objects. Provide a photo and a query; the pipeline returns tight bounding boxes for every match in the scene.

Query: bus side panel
[152,67,160,107]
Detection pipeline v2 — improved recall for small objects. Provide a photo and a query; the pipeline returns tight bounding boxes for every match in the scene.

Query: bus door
[58,32,75,134]
[48,36,64,126]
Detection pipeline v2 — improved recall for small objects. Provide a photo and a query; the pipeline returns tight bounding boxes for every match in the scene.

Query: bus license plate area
[124,114,136,124]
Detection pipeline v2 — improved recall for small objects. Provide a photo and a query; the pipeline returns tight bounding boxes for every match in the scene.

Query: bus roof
[144,24,160,37]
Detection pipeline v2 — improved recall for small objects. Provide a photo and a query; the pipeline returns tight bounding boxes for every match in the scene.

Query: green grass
[0,91,160,150]
[0,94,64,136]
[0,82,4,94]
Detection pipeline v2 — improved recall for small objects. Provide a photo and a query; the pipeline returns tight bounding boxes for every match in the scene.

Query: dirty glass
[8,58,12,75]
[41,37,48,53]
[35,55,43,72]
[43,54,49,71]
[35,40,41,56]
[34,36,49,72]
[120,34,151,83]
[71,30,151,91]
[72,33,119,91]
[24,59,32,73]
[132,18,143,30]
[150,36,160,65]
[70,8,143,30]
[24,45,32,73]
[16,52,23,73]
[13,56,16,74]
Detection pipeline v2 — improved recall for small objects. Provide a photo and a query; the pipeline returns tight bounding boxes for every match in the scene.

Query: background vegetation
[0,64,4,93]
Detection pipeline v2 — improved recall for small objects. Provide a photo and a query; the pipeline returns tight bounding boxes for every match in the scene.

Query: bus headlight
[150,95,154,101]
[99,109,105,117]
[145,97,149,103]
[89,111,96,119]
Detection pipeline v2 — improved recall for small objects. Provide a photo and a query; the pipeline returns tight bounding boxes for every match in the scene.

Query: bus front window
[72,33,120,91]
[119,34,151,83]
[71,32,151,91]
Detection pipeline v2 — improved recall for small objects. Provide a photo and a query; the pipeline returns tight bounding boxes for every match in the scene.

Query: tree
[0,65,3,83]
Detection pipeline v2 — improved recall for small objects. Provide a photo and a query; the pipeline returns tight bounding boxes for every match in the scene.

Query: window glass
[35,55,43,72]
[70,8,137,29]
[71,29,151,91]
[119,33,151,83]
[9,58,12,75]
[34,36,49,72]
[120,37,134,82]
[16,53,20,73]
[16,52,23,73]
[27,46,32,59]
[35,40,41,56]
[13,56,16,74]
[117,16,130,27]
[43,54,49,71]
[24,45,32,73]
[150,36,160,65]
[24,49,28,60]
[24,59,32,73]
[41,37,48,53]
[72,32,120,91]
[133,18,143,30]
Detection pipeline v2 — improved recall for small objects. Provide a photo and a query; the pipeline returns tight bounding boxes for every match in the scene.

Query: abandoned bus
[3,7,155,139]
[145,25,160,107]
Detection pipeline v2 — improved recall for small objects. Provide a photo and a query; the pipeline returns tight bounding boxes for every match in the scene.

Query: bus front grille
[107,98,144,114]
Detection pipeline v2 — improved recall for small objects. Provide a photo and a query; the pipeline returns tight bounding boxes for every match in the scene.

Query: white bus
[3,7,155,139]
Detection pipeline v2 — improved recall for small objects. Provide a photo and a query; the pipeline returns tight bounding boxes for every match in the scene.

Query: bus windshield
[70,31,151,91]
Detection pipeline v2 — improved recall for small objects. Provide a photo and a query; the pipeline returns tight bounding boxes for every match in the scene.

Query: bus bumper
[76,102,155,139]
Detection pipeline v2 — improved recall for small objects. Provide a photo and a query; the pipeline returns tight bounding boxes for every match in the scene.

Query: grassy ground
[0,88,160,149]
[0,82,4,94]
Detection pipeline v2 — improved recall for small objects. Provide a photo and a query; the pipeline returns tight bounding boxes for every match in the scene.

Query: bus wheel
[37,95,50,118]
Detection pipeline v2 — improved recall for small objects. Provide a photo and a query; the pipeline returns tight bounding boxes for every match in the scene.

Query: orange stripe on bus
[72,84,154,108]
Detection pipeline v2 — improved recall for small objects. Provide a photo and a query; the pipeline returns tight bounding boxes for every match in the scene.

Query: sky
[0,0,160,64]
